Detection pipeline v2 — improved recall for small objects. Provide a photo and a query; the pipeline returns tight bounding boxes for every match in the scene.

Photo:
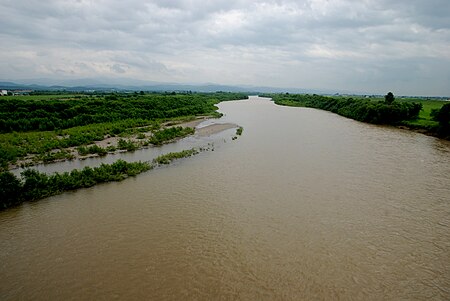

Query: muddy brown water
[1,96,449,300]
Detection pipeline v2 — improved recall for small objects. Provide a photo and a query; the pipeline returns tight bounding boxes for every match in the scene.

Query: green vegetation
[385,92,395,104]
[0,160,151,210]
[153,149,199,165]
[0,92,247,133]
[266,93,449,139]
[77,145,108,156]
[268,93,422,125]
[401,100,449,136]
[432,103,450,139]
[236,127,243,136]
[0,92,248,169]
[117,139,137,151]
[0,146,205,210]
[0,118,154,169]
[39,149,75,163]
[0,90,248,211]
[149,127,195,145]
[136,133,146,139]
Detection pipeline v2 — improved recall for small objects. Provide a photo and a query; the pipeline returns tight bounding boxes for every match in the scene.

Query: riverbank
[7,117,195,170]
[8,118,239,171]
[269,94,449,140]
[0,91,249,171]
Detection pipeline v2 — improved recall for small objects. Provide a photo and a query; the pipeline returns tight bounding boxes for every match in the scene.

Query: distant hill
[0,79,342,94]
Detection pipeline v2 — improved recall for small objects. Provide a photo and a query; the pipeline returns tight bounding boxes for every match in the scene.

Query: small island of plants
[0,147,204,211]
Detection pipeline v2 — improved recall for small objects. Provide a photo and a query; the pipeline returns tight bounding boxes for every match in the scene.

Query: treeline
[0,92,248,133]
[268,94,422,125]
[0,160,151,210]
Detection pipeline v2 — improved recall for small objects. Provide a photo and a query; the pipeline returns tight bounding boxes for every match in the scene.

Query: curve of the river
[1,96,449,300]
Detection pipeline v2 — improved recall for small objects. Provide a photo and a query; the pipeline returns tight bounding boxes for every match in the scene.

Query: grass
[400,100,445,129]
[342,97,445,128]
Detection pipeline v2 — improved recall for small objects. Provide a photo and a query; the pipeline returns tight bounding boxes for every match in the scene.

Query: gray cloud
[0,0,449,95]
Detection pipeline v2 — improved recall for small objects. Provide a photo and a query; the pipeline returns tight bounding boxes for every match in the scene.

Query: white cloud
[0,0,449,95]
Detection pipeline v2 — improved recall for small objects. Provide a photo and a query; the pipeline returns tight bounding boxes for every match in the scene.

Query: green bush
[153,149,199,165]
[117,139,137,151]
[0,160,151,210]
[271,94,422,125]
[149,127,195,145]
[77,145,107,156]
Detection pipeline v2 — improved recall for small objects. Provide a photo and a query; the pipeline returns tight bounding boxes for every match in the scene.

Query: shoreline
[273,99,449,141]
[9,117,239,171]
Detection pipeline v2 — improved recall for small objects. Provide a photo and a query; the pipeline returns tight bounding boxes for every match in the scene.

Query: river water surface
[1,96,450,300]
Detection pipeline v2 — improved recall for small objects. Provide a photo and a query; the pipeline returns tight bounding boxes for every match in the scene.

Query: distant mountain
[1,79,448,98]
[0,78,350,95]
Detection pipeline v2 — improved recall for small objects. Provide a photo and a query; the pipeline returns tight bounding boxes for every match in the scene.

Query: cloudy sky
[1,0,449,95]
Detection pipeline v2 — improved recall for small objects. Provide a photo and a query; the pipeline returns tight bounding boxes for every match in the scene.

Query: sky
[0,0,449,96]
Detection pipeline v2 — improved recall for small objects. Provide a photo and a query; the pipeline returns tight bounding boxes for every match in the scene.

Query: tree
[385,92,395,104]
[435,103,450,125]
[433,103,450,138]
[0,172,23,209]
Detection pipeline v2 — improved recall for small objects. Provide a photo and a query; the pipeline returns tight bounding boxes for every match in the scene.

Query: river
[1,96,449,300]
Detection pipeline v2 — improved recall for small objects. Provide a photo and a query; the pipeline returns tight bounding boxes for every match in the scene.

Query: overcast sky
[1,0,449,95]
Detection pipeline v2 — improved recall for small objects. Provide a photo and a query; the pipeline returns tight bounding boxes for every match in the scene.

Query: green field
[400,100,444,129]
